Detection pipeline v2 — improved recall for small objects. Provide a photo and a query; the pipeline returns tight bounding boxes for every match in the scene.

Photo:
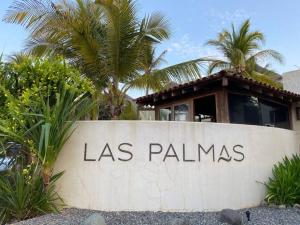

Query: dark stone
[220,209,243,225]
[82,213,106,225]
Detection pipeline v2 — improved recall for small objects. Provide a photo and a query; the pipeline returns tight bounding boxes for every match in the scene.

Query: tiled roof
[136,70,300,105]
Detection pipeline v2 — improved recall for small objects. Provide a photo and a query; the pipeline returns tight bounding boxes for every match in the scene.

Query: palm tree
[4,0,203,118]
[206,19,283,86]
[127,44,202,96]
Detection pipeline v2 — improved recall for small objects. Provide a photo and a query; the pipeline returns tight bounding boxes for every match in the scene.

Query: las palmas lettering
[84,143,245,163]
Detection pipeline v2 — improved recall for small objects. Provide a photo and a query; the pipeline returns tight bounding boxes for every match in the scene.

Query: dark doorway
[194,95,216,122]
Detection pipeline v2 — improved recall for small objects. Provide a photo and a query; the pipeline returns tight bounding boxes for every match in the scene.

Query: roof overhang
[136,71,300,106]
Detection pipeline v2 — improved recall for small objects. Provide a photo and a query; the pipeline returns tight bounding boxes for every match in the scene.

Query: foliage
[0,164,64,224]
[128,46,204,95]
[206,19,283,87]
[252,73,283,89]
[118,101,139,120]
[0,55,94,224]
[0,56,94,107]
[0,87,94,185]
[265,155,300,206]
[0,56,94,135]
[5,0,203,118]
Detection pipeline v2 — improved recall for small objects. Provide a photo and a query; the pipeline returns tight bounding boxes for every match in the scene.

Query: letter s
[233,145,245,162]
[118,143,133,161]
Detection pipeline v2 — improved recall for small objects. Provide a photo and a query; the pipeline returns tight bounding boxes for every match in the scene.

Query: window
[260,99,289,129]
[228,93,290,129]
[296,107,300,120]
[229,94,260,125]
[194,95,216,122]
[159,107,172,121]
[174,104,189,121]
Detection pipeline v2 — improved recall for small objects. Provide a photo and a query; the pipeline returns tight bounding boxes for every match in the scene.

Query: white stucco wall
[54,121,299,212]
[282,70,300,94]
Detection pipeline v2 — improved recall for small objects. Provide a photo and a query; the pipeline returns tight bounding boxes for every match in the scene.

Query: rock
[82,213,106,225]
[260,200,268,207]
[220,209,243,225]
[294,203,300,208]
[268,203,276,208]
[169,218,190,225]
[278,205,286,209]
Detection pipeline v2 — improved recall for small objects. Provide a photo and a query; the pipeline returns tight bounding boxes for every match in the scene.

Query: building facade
[137,70,300,130]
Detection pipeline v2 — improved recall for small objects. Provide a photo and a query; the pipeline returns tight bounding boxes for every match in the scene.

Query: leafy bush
[0,87,94,185]
[0,56,94,122]
[265,155,300,205]
[0,55,95,223]
[0,164,64,224]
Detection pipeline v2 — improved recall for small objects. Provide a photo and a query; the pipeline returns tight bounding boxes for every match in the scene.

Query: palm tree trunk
[109,81,124,119]
[90,92,100,120]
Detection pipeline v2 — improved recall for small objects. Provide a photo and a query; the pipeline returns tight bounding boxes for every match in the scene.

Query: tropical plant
[0,164,64,224]
[206,19,283,88]
[265,155,300,206]
[0,56,94,106]
[128,45,202,95]
[0,56,95,149]
[118,101,138,120]
[5,0,203,118]
[0,87,94,186]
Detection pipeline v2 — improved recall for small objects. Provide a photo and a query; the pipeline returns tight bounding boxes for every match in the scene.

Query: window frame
[227,91,291,129]
[157,101,191,121]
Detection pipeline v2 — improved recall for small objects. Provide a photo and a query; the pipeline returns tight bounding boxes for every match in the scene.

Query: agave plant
[0,164,64,224]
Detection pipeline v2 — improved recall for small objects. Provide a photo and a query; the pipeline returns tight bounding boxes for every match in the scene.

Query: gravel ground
[11,207,300,225]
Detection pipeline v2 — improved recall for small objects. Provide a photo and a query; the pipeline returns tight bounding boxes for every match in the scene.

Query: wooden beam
[241,84,250,90]
[171,92,178,97]
[193,86,200,91]
[252,88,263,94]
[222,77,229,86]
[216,88,230,123]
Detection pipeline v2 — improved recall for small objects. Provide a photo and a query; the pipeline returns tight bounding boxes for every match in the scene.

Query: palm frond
[248,49,284,65]
[207,59,230,74]
[140,12,170,43]
[153,59,203,83]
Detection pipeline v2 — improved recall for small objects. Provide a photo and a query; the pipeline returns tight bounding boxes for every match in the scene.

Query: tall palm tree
[4,0,203,118]
[206,19,283,85]
[125,44,202,96]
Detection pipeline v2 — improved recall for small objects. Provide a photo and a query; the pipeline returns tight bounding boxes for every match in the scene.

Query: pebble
[11,206,300,225]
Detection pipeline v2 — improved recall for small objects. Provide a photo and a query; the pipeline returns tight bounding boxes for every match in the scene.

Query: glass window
[260,99,290,129]
[296,107,300,120]
[228,93,290,129]
[159,107,172,121]
[228,94,260,125]
[174,104,189,121]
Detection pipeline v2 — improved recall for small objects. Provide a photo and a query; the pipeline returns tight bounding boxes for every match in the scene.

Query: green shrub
[0,165,64,224]
[265,155,300,205]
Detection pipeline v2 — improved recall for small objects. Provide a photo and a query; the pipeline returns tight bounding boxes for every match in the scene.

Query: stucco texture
[54,121,299,212]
